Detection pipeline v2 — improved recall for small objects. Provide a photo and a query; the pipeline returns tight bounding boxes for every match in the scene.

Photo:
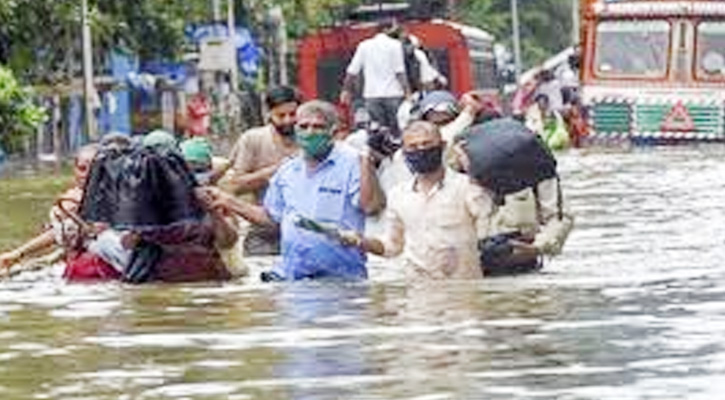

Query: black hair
[538,69,555,82]
[265,85,301,110]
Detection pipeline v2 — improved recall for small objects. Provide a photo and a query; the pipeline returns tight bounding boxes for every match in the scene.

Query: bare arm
[208,189,276,228]
[359,154,386,215]
[0,229,57,269]
[395,72,411,98]
[209,212,239,250]
[340,74,358,105]
[227,164,279,195]
[340,207,404,258]
[532,178,574,256]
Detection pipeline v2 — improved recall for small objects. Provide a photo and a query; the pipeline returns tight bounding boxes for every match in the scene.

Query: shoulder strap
[556,175,563,221]
[532,175,564,222]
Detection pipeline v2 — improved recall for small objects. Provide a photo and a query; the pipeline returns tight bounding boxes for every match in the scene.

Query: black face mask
[274,123,296,137]
[404,145,443,174]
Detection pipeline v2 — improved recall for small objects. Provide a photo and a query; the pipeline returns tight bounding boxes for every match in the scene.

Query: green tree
[456,0,574,69]
[0,0,213,83]
[0,66,47,152]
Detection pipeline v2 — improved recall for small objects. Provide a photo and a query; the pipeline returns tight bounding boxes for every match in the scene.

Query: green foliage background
[0,66,46,152]
[455,0,575,68]
[0,0,574,81]
[0,0,573,151]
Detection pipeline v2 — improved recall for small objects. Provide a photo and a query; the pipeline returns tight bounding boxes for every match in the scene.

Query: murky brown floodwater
[2,146,725,399]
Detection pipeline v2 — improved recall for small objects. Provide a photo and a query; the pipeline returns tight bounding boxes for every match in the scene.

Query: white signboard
[199,37,236,71]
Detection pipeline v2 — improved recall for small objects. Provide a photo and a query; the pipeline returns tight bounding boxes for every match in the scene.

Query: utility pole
[511,0,523,83]
[228,0,238,90]
[81,0,97,140]
[212,0,222,21]
[270,5,288,85]
[572,0,580,45]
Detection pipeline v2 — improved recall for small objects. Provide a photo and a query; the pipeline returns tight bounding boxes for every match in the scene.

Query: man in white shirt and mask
[340,20,411,138]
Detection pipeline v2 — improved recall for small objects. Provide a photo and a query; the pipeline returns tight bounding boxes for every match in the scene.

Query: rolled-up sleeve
[378,206,405,258]
[231,132,255,173]
[376,187,405,258]
[464,182,494,239]
[532,178,574,255]
[441,110,475,143]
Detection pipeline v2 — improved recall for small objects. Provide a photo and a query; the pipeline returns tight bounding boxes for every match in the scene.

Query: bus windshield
[594,21,670,78]
[697,22,725,79]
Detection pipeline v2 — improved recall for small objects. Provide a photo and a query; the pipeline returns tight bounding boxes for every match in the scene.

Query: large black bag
[79,143,204,231]
[478,232,542,277]
[463,118,558,200]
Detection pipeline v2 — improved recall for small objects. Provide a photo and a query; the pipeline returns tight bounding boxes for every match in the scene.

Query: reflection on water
[2,146,725,399]
[0,171,70,250]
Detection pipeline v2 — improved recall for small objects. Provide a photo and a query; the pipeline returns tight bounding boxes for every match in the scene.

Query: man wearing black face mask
[340,121,494,281]
[224,85,301,255]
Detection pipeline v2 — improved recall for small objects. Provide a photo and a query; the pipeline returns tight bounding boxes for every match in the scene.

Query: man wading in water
[223,86,301,256]
[339,121,493,280]
[207,100,386,281]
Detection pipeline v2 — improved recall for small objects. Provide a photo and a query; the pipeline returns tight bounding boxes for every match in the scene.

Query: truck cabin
[579,0,725,142]
[581,0,725,86]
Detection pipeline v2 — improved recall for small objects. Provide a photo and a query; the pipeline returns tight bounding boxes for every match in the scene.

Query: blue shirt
[263,145,367,280]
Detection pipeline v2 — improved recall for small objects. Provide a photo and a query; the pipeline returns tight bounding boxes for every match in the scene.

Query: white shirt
[415,49,444,85]
[536,80,565,111]
[347,33,406,99]
[378,171,493,280]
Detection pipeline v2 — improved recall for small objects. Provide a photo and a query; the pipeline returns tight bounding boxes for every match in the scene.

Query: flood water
[2,146,725,399]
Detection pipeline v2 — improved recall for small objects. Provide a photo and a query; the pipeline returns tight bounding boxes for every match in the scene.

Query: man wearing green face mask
[205,100,386,281]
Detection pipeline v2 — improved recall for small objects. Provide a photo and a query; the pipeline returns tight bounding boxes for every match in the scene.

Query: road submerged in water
[1,145,725,399]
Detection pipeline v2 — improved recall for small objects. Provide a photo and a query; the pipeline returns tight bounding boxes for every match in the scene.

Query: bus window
[594,21,671,78]
[471,56,497,90]
[427,48,451,87]
[467,37,497,90]
[697,22,725,80]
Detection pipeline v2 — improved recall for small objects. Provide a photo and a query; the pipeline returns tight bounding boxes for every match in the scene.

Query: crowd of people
[0,22,574,284]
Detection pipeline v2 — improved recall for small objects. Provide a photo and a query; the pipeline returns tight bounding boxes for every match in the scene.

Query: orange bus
[297,18,501,104]
[579,0,725,143]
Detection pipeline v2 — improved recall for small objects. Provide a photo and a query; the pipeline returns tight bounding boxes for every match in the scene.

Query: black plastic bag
[479,232,542,277]
[463,118,558,199]
[79,143,204,230]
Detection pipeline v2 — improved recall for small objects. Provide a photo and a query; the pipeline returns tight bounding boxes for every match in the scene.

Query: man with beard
[209,100,385,281]
[225,85,301,255]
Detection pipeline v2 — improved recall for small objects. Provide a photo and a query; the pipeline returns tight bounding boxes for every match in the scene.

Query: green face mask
[296,130,333,160]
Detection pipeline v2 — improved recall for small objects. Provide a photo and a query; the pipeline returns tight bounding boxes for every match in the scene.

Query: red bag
[63,252,121,282]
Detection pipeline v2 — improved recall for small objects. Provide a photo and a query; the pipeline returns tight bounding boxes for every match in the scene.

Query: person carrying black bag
[456,118,574,276]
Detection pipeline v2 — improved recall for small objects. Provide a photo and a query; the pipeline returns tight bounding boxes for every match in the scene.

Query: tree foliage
[455,0,574,69]
[0,66,47,152]
[0,0,213,83]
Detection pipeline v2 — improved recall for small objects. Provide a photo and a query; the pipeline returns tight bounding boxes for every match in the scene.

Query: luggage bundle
[79,142,204,230]
[462,117,558,202]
